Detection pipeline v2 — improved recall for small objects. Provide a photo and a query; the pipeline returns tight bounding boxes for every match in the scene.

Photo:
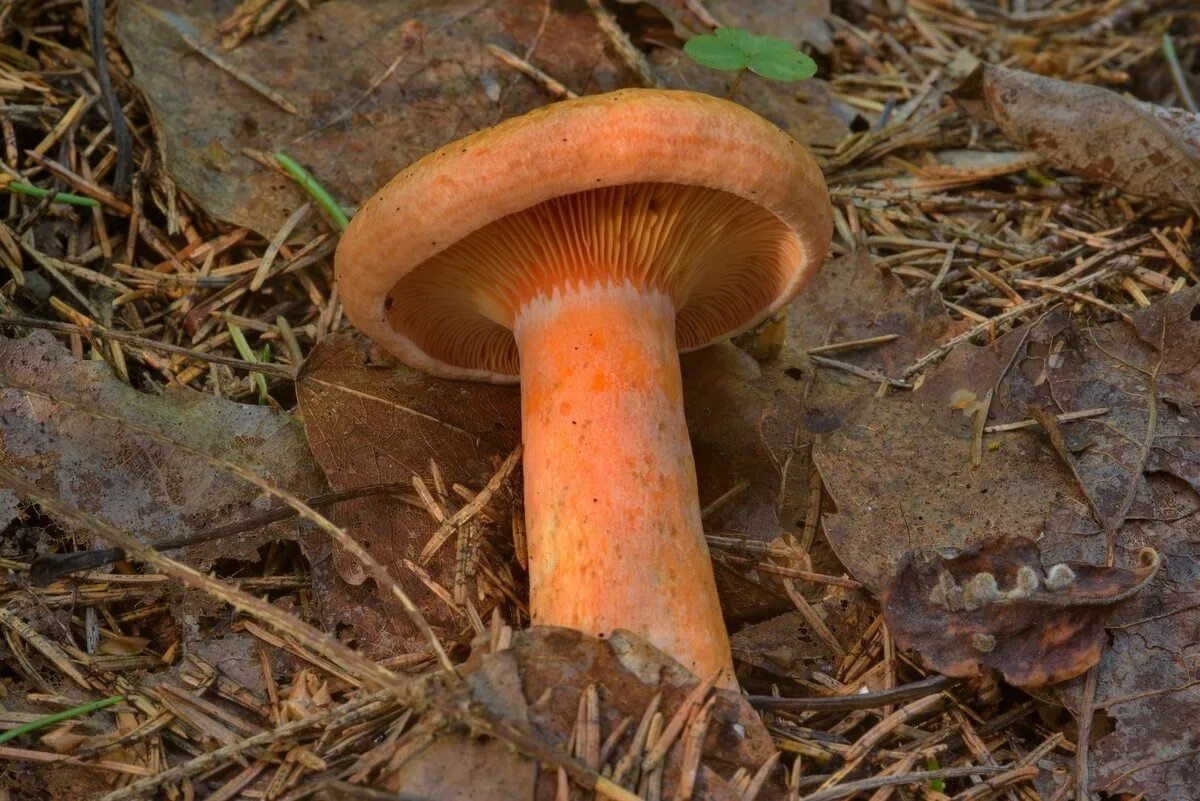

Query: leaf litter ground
[0,1,1198,799]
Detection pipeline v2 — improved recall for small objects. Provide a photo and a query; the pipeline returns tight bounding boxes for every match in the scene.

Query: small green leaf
[741,34,795,56]
[713,27,757,52]
[686,28,817,82]
[683,35,749,71]
[748,49,818,81]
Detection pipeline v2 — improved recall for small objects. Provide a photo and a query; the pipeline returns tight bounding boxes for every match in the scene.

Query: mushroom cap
[336,88,832,384]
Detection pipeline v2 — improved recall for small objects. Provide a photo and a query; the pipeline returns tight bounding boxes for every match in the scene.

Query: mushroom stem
[515,282,733,684]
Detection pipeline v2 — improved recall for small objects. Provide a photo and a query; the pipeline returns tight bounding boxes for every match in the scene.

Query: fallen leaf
[883,534,1158,687]
[294,334,521,658]
[375,626,782,799]
[0,331,324,569]
[730,585,869,681]
[956,64,1200,205]
[115,0,627,236]
[116,0,846,237]
[815,286,1200,797]
[788,248,970,380]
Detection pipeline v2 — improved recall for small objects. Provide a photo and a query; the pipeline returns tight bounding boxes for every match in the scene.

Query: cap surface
[336,88,832,383]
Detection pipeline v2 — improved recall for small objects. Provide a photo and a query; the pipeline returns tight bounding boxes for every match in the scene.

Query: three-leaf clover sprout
[684,27,817,96]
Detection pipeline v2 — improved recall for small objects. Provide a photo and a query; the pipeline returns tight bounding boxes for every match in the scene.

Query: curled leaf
[955,64,1200,204]
[882,535,1160,688]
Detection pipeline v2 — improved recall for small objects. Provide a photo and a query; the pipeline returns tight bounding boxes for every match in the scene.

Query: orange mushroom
[336,89,831,684]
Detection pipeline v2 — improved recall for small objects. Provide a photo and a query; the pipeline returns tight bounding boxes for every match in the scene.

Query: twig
[901,264,1120,379]
[748,675,954,712]
[486,44,578,99]
[806,334,899,355]
[29,483,418,583]
[809,354,912,388]
[984,407,1108,433]
[1012,278,1133,324]
[585,0,659,87]
[86,0,132,195]
[251,201,310,291]
[99,692,391,801]
[797,766,1010,801]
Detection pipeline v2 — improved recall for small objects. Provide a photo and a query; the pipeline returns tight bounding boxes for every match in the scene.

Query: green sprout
[274,152,350,231]
[226,320,270,404]
[925,756,946,792]
[684,27,817,97]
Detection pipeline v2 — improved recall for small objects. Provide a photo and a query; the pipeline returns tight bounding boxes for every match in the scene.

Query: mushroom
[336,89,831,684]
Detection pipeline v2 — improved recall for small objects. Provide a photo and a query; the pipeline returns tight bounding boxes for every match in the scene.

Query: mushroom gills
[385,181,802,378]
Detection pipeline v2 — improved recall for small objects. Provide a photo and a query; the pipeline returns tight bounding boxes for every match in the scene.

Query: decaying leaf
[883,535,1159,688]
[816,286,1200,797]
[730,586,871,681]
[371,626,783,800]
[0,332,324,568]
[116,0,846,237]
[788,248,969,380]
[956,64,1200,205]
[294,335,521,658]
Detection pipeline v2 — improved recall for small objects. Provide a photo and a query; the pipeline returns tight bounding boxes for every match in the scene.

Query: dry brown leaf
[883,535,1158,688]
[956,64,1200,205]
[815,286,1200,798]
[294,334,520,658]
[788,248,970,379]
[0,331,324,570]
[116,0,846,237]
[374,626,782,800]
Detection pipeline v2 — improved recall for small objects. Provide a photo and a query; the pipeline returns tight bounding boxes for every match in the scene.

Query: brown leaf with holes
[815,286,1200,798]
[956,64,1200,204]
[883,535,1157,688]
